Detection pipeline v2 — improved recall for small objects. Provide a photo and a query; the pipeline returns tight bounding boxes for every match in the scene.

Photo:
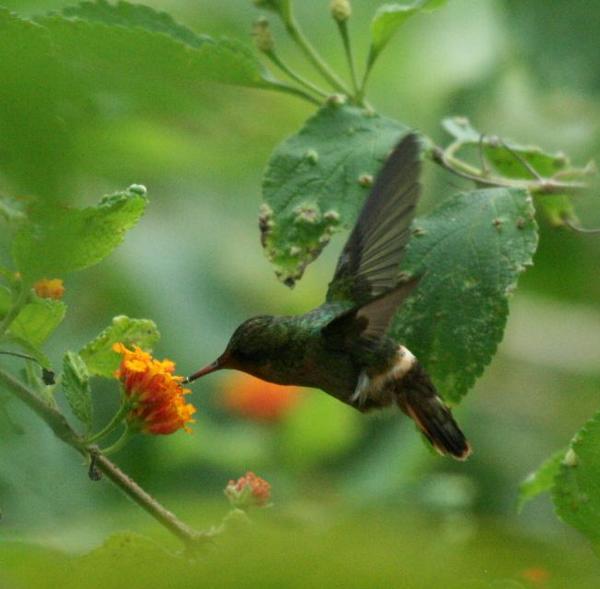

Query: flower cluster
[225,472,271,509]
[112,343,196,435]
[222,373,302,422]
[34,278,64,300]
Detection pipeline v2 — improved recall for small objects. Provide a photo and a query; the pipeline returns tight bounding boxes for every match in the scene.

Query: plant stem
[266,51,328,99]
[268,79,322,106]
[429,145,589,195]
[89,448,210,547]
[284,15,351,95]
[0,367,210,550]
[336,20,359,98]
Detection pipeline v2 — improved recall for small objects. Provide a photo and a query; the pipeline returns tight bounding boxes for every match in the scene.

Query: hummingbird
[186,133,471,460]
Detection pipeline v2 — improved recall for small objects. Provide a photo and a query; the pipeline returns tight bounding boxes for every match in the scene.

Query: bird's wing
[325,132,422,307]
[321,277,419,350]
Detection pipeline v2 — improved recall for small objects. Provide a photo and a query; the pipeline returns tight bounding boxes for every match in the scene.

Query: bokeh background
[1,1,600,587]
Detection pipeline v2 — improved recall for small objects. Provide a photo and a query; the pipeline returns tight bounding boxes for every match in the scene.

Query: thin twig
[429,146,589,195]
[0,367,210,550]
[284,16,351,95]
[336,20,359,97]
[564,219,600,234]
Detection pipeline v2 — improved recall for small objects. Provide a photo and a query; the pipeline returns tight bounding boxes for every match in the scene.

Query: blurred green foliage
[0,0,600,586]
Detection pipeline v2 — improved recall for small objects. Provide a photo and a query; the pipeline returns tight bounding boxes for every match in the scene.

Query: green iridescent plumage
[187,133,471,460]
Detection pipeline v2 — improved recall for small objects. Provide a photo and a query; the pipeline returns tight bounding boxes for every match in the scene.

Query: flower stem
[336,20,359,98]
[268,79,322,106]
[85,402,130,444]
[0,367,210,551]
[284,15,351,95]
[266,51,328,99]
[101,427,131,456]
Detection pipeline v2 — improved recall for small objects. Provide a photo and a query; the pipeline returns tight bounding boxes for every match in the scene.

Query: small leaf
[552,412,600,550]
[392,188,538,403]
[9,297,66,347]
[518,449,565,512]
[62,351,93,430]
[13,186,147,281]
[441,116,481,143]
[369,1,446,61]
[538,194,578,227]
[80,316,160,378]
[442,116,571,179]
[370,4,420,60]
[261,103,407,286]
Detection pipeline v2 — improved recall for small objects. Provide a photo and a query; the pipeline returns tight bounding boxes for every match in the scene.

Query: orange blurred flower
[221,373,303,422]
[521,567,550,585]
[34,278,64,300]
[225,472,271,508]
[112,343,196,435]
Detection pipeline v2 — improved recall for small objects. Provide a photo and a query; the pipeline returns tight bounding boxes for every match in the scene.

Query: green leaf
[391,188,538,403]
[442,116,571,179]
[13,186,147,281]
[538,194,578,227]
[369,1,446,61]
[9,297,66,347]
[80,315,160,378]
[62,0,209,47]
[261,103,407,286]
[553,412,600,550]
[518,449,565,512]
[62,351,93,429]
[370,4,420,60]
[42,1,274,89]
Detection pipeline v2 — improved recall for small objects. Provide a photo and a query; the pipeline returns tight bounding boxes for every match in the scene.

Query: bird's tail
[396,362,471,461]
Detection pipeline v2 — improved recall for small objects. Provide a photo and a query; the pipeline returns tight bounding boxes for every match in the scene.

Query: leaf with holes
[391,188,538,403]
[261,103,408,286]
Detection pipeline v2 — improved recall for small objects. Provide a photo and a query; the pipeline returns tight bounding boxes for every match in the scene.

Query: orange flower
[34,278,64,300]
[221,373,302,423]
[521,567,550,585]
[112,343,196,435]
[225,472,271,508]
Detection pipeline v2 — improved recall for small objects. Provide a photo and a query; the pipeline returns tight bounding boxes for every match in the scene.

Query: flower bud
[252,17,275,54]
[225,472,271,509]
[330,0,351,22]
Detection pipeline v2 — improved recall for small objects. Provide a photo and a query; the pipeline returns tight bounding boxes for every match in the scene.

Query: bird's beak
[184,353,228,384]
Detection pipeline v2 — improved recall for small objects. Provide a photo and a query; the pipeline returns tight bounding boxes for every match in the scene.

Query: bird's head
[185,315,274,383]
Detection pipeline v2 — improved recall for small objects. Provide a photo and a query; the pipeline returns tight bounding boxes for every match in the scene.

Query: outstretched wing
[326,133,421,307]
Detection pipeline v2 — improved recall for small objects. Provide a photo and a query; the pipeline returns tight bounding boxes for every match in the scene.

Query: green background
[1,0,600,587]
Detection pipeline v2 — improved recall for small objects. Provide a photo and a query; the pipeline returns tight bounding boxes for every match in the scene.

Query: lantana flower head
[112,342,196,435]
[225,472,271,509]
[34,278,65,300]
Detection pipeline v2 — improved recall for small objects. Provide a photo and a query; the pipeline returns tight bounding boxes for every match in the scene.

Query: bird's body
[188,133,471,460]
